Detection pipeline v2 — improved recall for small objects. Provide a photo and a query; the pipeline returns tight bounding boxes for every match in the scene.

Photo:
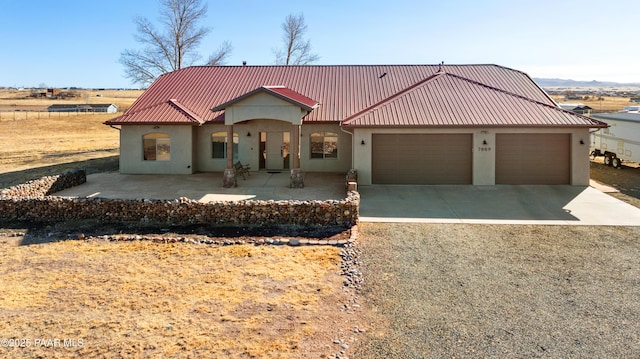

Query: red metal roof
[107,99,202,125]
[264,86,319,110]
[105,64,605,128]
[211,86,318,112]
[343,72,608,127]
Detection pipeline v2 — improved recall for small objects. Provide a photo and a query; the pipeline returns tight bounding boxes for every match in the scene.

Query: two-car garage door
[372,134,472,184]
[371,133,571,185]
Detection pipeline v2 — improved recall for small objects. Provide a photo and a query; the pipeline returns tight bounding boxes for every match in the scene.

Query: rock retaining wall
[0,170,359,228]
[0,169,86,198]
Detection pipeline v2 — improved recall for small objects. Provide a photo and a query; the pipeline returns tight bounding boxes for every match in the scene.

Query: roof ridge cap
[342,72,444,124]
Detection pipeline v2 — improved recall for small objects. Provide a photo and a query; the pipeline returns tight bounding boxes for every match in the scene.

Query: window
[143,133,170,161]
[212,132,238,161]
[310,132,338,159]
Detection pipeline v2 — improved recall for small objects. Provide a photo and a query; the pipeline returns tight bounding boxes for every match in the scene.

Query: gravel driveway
[353,223,640,358]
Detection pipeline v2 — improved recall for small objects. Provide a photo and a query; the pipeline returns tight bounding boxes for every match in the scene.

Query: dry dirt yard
[0,225,361,358]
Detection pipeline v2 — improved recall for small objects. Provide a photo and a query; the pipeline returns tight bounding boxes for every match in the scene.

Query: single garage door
[495,133,570,184]
[372,134,472,184]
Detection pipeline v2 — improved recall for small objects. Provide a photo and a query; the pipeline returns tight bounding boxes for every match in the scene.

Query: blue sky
[1,0,638,88]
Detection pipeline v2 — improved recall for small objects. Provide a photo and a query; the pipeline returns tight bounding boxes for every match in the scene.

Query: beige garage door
[372,134,472,184]
[495,133,570,184]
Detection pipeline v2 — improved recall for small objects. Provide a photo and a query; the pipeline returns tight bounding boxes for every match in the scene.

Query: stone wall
[0,169,86,198]
[0,170,359,228]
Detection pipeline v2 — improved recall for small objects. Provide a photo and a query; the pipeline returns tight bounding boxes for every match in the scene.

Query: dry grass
[0,113,120,173]
[0,89,139,173]
[0,238,345,358]
[0,89,142,112]
[550,95,632,113]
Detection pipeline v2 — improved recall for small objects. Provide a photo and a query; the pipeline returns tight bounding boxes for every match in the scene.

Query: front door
[263,132,290,170]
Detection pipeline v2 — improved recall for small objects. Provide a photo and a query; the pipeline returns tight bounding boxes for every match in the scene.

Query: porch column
[222,124,236,188]
[290,124,304,188]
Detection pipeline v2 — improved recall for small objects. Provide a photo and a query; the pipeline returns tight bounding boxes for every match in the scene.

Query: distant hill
[534,78,640,88]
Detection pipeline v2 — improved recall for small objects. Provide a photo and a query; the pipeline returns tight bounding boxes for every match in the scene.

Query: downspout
[339,121,354,169]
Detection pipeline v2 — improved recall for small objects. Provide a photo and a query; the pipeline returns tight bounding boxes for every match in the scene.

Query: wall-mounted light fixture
[580,139,584,145]
[153,126,160,129]
[361,140,366,145]
[247,132,251,137]
[483,140,488,145]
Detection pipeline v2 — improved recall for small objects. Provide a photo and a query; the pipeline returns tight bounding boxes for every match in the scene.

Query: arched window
[212,132,238,161]
[143,133,170,161]
[310,132,338,159]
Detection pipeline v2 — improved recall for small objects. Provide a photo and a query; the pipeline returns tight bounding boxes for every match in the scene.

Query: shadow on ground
[0,220,349,246]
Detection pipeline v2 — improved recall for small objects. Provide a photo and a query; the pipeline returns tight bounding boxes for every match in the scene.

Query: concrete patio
[53,171,640,226]
[54,171,347,202]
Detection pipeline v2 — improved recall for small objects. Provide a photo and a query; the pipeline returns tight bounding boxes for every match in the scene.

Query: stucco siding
[352,127,591,186]
[119,125,195,174]
[300,123,352,173]
[196,122,350,173]
[196,123,228,172]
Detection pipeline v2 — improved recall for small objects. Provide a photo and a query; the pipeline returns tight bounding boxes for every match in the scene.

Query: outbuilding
[49,103,118,113]
[105,64,607,186]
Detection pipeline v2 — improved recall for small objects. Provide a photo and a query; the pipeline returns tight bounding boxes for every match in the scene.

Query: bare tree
[206,41,233,66]
[120,0,232,87]
[274,13,319,66]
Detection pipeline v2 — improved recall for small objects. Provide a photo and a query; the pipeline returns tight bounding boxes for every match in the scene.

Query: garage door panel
[496,133,570,185]
[372,134,472,184]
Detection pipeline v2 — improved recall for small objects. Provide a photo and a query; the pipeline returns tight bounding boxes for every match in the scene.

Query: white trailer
[590,112,640,168]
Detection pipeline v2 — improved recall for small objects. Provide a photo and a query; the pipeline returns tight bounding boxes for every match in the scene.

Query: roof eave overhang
[342,123,609,129]
[104,121,203,126]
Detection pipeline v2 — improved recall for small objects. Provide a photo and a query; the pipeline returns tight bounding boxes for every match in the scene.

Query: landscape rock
[0,169,360,228]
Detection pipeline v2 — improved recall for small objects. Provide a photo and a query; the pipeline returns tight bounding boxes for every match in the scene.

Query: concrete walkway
[54,171,347,202]
[358,183,640,226]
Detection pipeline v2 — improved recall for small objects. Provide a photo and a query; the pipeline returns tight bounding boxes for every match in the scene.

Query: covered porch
[211,86,320,189]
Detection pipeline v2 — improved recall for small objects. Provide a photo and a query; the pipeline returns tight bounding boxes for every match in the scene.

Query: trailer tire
[612,157,622,168]
[604,154,613,166]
